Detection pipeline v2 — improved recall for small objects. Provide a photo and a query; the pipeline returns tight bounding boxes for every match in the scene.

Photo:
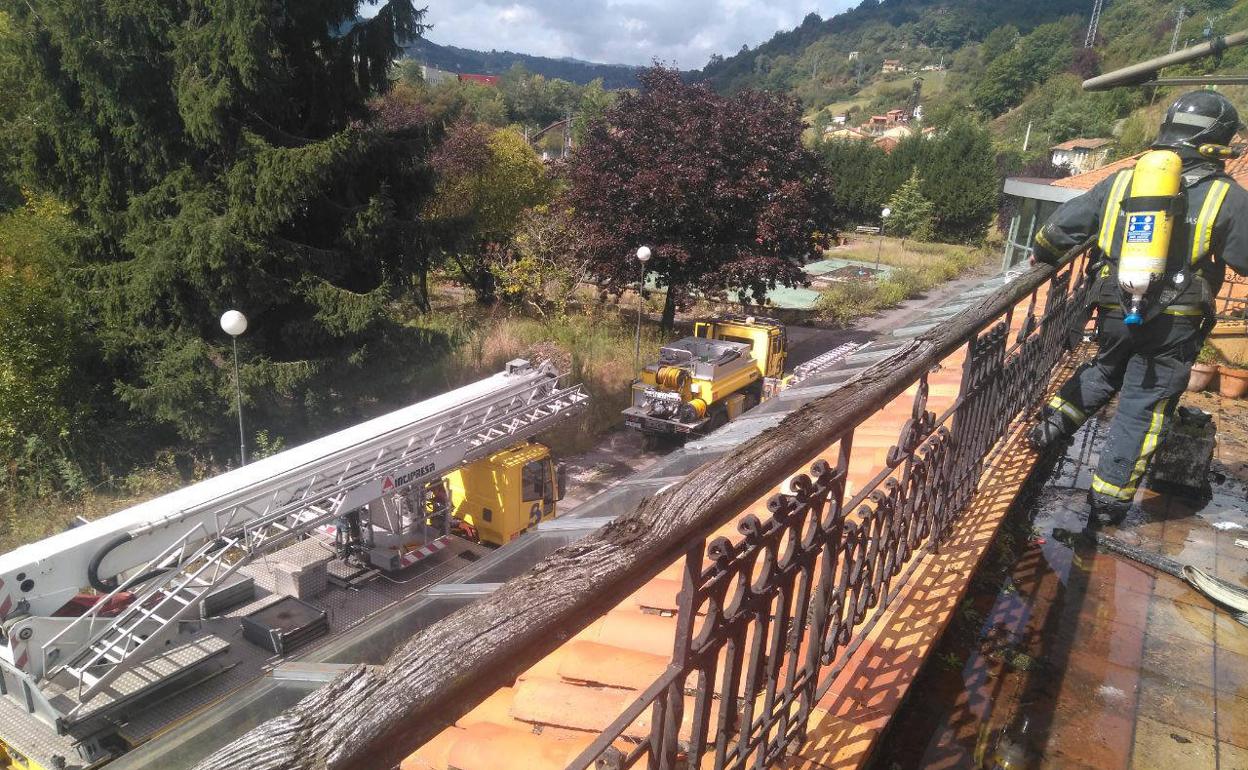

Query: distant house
[882,59,903,73]
[848,51,860,61]
[420,65,457,86]
[831,114,848,126]
[458,73,500,87]
[1050,138,1114,174]
[863,109,907,134]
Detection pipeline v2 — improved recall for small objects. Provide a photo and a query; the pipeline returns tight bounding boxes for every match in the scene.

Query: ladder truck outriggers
[0,359,585,769]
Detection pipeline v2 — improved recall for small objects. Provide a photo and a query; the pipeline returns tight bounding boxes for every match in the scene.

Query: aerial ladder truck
[0,359,585,769]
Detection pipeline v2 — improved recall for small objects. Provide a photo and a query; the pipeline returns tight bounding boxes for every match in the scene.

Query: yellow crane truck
[623,315,787,443]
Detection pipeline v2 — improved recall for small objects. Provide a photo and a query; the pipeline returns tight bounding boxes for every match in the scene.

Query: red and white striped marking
[1,577,30,671]
[0,576,12,621]
[394,536,451,570]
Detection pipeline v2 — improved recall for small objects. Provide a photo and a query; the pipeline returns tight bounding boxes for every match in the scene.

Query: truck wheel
[707,408,729,432]
[642,433,661,452]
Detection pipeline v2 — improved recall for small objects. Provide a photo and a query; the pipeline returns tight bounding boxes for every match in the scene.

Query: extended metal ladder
[44,363,587,708]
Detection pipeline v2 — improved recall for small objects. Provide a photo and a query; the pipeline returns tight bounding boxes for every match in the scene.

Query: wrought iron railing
[565,252,1095,770]
[196,254,1097,770]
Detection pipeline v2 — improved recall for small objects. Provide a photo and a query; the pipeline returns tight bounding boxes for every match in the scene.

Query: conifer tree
[920,120,998,243]
[884,171,936,242]
[2,1,432,448]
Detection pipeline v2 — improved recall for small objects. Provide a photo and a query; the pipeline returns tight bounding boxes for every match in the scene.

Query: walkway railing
[196,252,1096,770]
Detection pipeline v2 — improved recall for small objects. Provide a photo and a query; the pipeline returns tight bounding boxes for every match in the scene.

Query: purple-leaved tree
[565,67,835,330]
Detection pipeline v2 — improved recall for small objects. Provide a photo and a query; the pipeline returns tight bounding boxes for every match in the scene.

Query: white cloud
[396,0,857,69]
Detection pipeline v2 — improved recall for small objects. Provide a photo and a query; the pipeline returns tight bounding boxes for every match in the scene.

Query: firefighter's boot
[1028,410,1074,453]
[1088,490,1131,527]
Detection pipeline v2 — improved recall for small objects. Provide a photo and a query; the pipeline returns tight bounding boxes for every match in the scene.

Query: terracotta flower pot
[1188,362,1219,392]
[1218,365,1248,399]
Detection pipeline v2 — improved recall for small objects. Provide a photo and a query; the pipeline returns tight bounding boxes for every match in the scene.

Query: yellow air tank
[1118,149,1182,325]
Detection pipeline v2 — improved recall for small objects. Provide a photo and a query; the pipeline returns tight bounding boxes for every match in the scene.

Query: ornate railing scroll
[565,251,1096,770]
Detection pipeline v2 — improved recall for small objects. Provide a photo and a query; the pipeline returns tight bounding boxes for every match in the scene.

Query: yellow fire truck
[623,315,787,442]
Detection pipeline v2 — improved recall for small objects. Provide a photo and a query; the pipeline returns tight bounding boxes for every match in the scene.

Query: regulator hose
[87,532,176,593]
[88,533,133,591]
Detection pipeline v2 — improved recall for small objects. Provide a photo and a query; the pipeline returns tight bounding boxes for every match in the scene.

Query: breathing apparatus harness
[1103,142,1238,326]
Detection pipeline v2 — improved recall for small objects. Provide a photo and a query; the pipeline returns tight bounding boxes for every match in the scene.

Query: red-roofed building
[458,73,500,87]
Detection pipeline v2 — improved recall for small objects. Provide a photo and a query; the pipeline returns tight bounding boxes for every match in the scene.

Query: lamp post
[875,207,892,272]
[220,310,248,466]
[633,246,652,375]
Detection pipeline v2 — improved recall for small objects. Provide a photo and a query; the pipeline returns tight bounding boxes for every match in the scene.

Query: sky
[392,1,858,70]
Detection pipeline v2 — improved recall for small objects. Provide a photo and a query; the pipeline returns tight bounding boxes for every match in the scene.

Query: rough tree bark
[194,262,1062,770]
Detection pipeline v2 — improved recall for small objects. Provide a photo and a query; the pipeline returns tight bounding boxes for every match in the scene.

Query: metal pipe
[1142,76,1248,87]
[1083,30,1248,91]
[233,338,247,466]
[633,257,647,375]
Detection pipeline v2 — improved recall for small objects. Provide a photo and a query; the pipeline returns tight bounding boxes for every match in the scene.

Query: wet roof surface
[872,389,1248,770]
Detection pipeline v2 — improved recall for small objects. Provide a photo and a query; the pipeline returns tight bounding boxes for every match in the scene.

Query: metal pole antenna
[634,262,645,374]
[232,337,246,465]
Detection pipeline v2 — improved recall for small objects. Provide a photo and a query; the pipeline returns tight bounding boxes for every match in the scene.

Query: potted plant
[1188,342,1221,392]
[1219,350,1248,399]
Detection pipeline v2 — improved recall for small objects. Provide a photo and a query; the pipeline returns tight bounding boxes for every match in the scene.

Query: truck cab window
[522,460,547,501]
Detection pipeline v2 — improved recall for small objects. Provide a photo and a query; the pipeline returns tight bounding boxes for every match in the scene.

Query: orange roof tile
[401,725,463,770]
[1051,137,1113,151]
[446,723,597,770]
[575,610,678,657]
[510,679,633,733]
[556,641,669,690]
[455,686,527,731]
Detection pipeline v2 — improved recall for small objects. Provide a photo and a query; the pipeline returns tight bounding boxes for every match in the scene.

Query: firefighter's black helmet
[1154,91,1242,150]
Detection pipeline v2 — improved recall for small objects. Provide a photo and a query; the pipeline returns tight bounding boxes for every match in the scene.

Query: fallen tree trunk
[196,262,1059,770]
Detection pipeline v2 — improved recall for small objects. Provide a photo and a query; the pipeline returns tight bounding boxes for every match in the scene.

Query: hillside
[402,37,640,89]
[699,0,1248,164]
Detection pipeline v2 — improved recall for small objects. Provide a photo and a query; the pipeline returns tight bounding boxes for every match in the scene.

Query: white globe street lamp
[876,207,893,271]
[633,247,653,376]
[220,310,249,466]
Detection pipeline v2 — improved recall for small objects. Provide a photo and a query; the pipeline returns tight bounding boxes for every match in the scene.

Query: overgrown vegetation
[815,239,994,325]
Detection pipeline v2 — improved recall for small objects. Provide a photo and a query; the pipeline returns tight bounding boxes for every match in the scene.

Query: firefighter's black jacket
[1032,154,1248,313]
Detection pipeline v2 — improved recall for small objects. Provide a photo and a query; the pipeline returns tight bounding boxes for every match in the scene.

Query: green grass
[809,70,948,122]
[815,238,993,325]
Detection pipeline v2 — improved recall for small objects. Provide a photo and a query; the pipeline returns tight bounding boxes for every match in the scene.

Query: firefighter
[1028,91,1248,524]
